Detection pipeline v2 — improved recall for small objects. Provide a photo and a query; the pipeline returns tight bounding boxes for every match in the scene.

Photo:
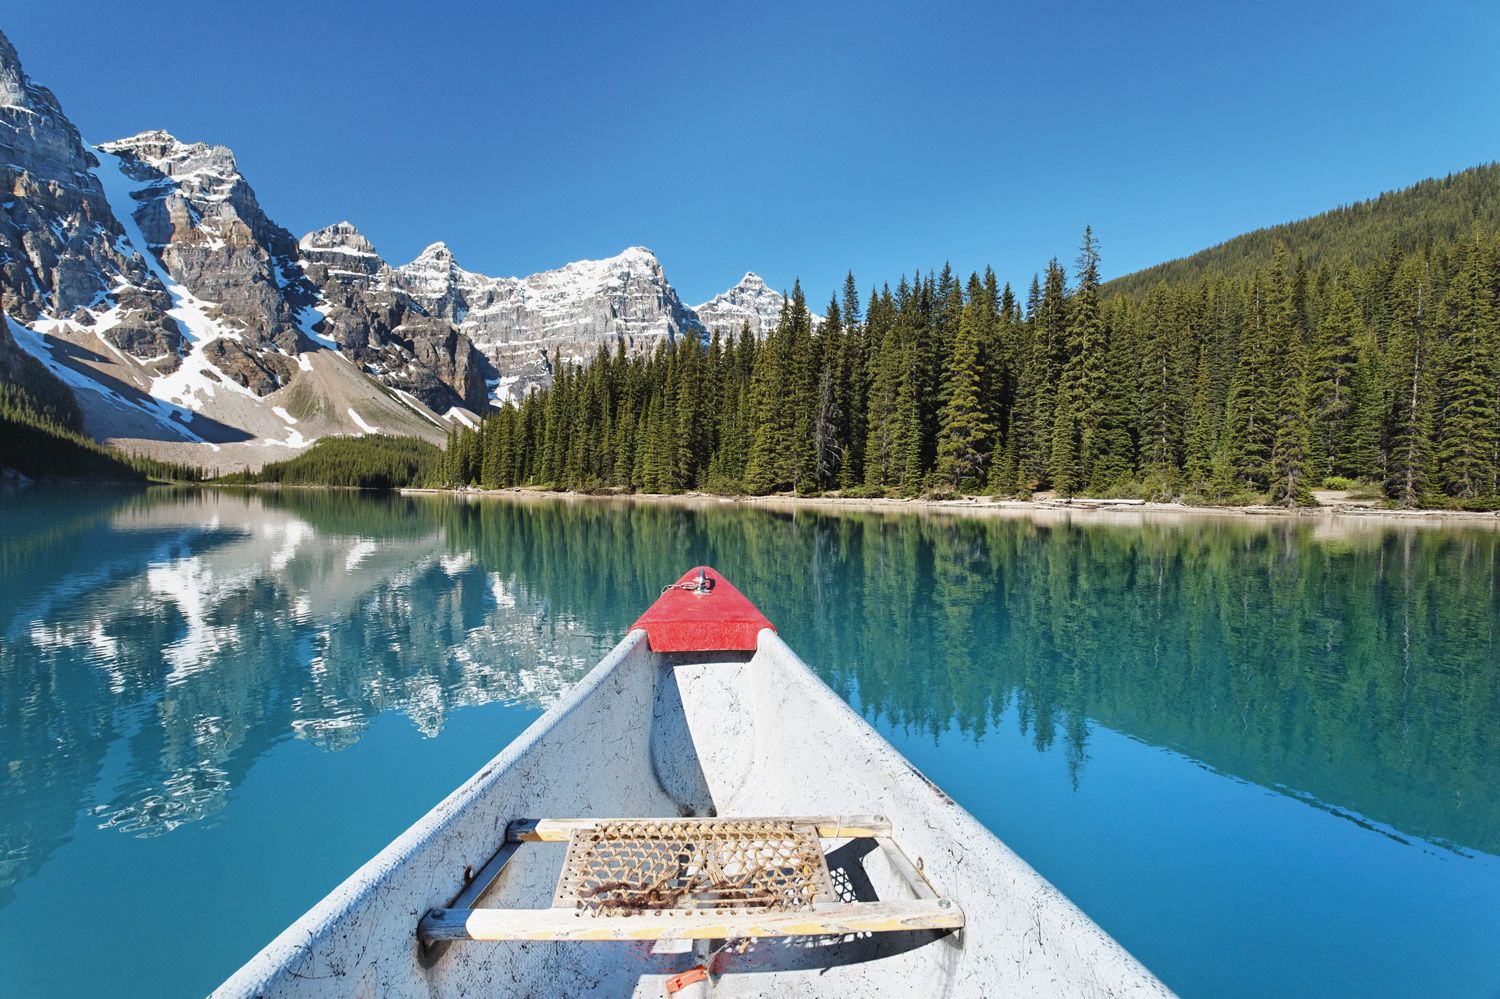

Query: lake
[0,487,1497,997]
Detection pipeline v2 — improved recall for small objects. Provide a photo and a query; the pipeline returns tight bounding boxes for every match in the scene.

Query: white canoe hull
[217,626,1171,997]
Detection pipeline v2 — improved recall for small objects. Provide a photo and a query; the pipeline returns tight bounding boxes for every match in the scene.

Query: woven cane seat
[418,815,964,943]
[553,818,835,916]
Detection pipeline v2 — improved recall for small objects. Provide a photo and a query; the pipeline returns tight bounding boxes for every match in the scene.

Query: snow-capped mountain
[0,28,802,468]
[390,242,705,403]
[93,130,318,396]
[0,30,490,467]
[693,272,799,338]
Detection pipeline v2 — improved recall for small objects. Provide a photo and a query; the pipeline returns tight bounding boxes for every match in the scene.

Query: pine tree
[863,285,912,490]
[1223,278,1275,490]
[810,295,844,489]
[1264,245,1314,505]
[1071,227,1131,488]
[1005,276,1045,492]
[1343,328,1386,482]
[744,305,792,493]
[1026,263,1069,488]
[785,280,818,490]
[1183,346,1217,485]
[1049,395,1083,495]
[1385,256,1436,506]
[893,325,925,492]
[935,300,994,488]
[1137,284,1185,476]
[1306,276,1366,480]
[1434,236,1499,498]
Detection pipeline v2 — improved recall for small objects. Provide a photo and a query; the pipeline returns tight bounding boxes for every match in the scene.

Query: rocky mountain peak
[299,221,379,257]
[394,241,477,312]
[694,270,804,338]
[0,28,481,458]
[295,226,491,414]
[538,245,668,293]
[616,245,661,265]
[297,222,387,295]
[99,131,250,212]
[100,128,191,158]
[0,30,37,106]
[93,127,319,372]
[0,30,67,120]
[381,244,703,403]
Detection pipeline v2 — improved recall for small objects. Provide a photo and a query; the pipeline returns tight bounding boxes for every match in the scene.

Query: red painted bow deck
[630,566,775,652]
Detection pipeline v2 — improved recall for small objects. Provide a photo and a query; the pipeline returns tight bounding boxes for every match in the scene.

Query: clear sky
[7,1,1498,305]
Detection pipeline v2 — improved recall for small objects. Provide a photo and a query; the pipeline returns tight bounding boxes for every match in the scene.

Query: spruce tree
[1137,284,1185,476]
[1306,276,1366,480]
[1264,246,1314,505]
[812,295,845,489]
[1435,236,1499,498]
[1223,279,1274,490]
[935,300,994,488]
[863,289,910,490]
[1385,256,1436,506]
[1183,346,1217,485]
[1343,328,1386,483]
[1071,227,1131,488]
[1049,393,1083,496]
[1027,263,1069,488]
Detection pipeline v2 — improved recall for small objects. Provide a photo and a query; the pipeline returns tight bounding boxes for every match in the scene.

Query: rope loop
[661,568,715,595]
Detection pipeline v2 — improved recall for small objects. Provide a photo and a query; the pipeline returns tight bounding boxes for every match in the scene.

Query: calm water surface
[1,487,1497,997]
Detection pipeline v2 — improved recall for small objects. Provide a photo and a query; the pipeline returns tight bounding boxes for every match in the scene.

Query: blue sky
[6,1,1498,305]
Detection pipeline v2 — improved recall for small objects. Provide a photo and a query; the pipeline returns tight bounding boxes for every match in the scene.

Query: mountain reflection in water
[1,487,1497,916]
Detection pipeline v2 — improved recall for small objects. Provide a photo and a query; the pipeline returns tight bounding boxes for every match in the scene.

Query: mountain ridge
[1105,163,1500,297]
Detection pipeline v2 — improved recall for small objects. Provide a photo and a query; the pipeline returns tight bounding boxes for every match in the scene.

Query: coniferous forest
[217,434,439,490]
[441,170,1500,510]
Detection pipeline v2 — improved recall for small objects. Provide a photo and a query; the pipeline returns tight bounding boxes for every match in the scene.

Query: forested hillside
[441,170,1500,509]
[1106,164,1500,297]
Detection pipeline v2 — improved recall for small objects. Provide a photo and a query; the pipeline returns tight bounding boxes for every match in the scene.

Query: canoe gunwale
[213,628,654,997]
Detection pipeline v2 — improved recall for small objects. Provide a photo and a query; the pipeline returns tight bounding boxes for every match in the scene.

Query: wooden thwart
[418,815,963,944]
[508,814,892,842]
[420,898,963,942]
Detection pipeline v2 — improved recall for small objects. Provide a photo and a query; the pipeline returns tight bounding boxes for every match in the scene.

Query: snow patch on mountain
[443,408,480,430]
[347,408,379,434]
[6,314,206,442]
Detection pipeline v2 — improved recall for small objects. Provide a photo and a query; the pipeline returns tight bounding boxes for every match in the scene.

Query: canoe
[216,567,1171,998]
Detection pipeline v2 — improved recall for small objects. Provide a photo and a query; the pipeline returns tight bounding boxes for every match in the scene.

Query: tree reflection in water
[1,488,1496,909]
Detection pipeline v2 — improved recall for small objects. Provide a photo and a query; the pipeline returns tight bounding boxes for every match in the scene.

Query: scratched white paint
[215,630,1172,998]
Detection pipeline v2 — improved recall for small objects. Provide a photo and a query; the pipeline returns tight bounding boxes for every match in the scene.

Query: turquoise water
[1,488,1498,998]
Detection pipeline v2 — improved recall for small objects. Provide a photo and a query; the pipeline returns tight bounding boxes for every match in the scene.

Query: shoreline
[398,486,1500,528]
